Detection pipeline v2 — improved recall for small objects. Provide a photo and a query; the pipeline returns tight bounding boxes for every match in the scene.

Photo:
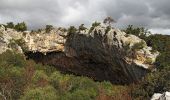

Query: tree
[6,22,14,29]
[88,22,101,33]
[103,17,116,27]
[123,25,150,40]
[45,25,53,33]
[67,26,77,37]
[92,21,101,27]
[14,22,27,32]
[79,24,86,31]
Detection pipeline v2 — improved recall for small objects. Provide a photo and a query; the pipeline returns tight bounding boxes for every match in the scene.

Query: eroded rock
[0,25,159,84]
[151,92,170,100]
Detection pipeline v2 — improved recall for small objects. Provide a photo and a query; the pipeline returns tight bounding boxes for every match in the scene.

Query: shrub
[0,50,26,67]
[89,22,101,34]
[79,24,86,31]
[62,89,97,100]
[6,22,15,29]
[131,69,170,99]
[32,70,49,87]
[45,25,53,33]
[67,26,77,37]
[103,17,116,27]
[0,51,26,99]
[132,40,146,51]
[21,86,58,100]
[145,58,153,64]
[123,25,149,40]
[105,26,111,33]
[14,22,27,32]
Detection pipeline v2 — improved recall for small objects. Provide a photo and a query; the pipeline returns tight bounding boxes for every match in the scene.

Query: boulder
[151,92,170,100]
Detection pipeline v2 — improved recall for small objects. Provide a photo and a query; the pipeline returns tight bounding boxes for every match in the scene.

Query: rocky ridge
[0,24,159,83]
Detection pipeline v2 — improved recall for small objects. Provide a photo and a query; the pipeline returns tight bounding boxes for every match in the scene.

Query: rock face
[151,92,170,100]
[24,28,66,54]
[0,25,159,84]
[0,25,23,54]
[64,26,159,83]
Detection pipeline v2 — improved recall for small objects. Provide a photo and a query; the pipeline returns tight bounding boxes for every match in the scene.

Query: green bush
[21,86,58,100]
[131,68,170,99]
[6,22,15,29]
[123,25,150,40]
[132,40,146,50]
[62,89,97,100]
[88,22,101,34]
[0,48,132,100]
[105,26,111,33]
[79,24,86,31]
[32,70,49,86]
[14,22,27,32]
[45,25,53,33]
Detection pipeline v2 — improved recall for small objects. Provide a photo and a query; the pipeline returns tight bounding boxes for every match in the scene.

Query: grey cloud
[0,0,170,34]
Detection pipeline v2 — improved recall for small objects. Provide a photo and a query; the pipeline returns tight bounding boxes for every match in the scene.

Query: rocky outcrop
[0,25,159,84]
[151,92,170,100]
[0,25,23,54]
[23,28,66,54]
[64,26,159,83]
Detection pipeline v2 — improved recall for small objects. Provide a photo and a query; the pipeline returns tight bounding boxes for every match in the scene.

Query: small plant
[67,26,77,36]
[103,16,116,27]
[45,25,53,33]
[105,26,111,33]
[79,24,87,31]
[88,21,101,34]
[21,86,58,100]
[14,22,27,32]
[132,40,146,50]
[145,58,153,64]
[6,22,15,29]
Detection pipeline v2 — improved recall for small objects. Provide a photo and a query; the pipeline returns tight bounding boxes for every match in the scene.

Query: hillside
[0,23,170,100]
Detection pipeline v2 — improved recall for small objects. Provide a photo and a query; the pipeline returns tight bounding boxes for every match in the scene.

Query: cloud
[0,0,170,34]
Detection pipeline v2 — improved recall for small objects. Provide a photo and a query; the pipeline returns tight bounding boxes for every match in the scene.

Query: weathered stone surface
[151,92,170,100]
[0,25,159,83]
[0,25,23,54]
[64,26,159,83]
[23,29,66,54]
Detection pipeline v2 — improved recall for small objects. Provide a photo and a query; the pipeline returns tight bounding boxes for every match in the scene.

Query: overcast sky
[0,0,170,34]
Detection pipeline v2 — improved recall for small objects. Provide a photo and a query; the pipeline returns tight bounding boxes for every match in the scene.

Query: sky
[0,0,170,34]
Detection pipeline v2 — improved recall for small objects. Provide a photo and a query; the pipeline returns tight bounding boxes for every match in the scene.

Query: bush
[123,25,149,40]
[21,86,58,100]
[79,24,86,31]
[45,25,53,33]
[89,22,101,34]
[0,49,131,100]
[32,70,49,87]
[67,26,77,37]
[132,40,146,50]
[6,22,15,29]
[105,26,111,33]
[14,22,27,32]
[0,50,26,67]
[0,51,26,99]
[62,89,97,100]
[144,34,170,52]
[131,68,170,99]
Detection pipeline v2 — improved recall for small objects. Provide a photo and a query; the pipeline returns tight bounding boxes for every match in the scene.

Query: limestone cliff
[0,25,159,84]
[0,25,23,54]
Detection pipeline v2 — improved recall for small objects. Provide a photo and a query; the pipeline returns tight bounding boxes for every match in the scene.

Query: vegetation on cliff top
[2,22,27,32]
